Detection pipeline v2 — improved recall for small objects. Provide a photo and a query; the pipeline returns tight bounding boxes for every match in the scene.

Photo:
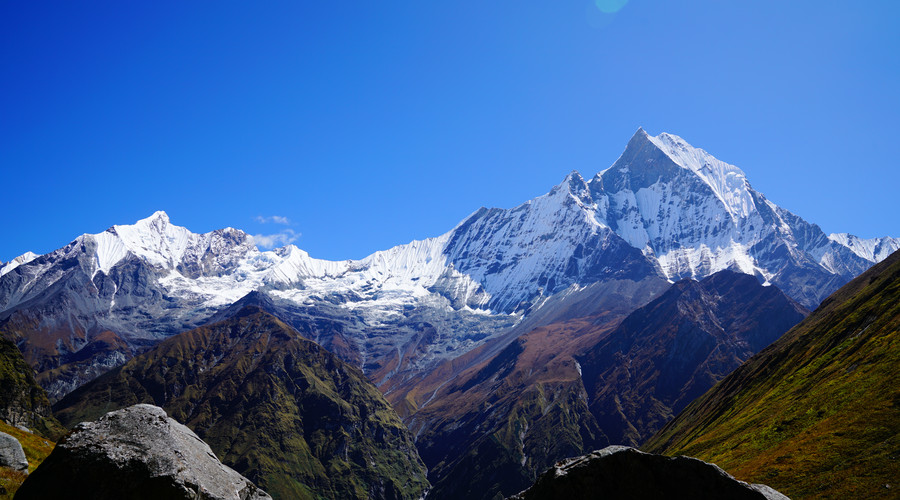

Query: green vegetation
[0,336,65,440]
[54,307,429,500]
[645,251,900,499]
[0,420,56,499]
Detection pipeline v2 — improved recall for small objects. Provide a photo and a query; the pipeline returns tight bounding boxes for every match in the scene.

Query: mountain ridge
[643,249,900,498]
[0,129,894,400]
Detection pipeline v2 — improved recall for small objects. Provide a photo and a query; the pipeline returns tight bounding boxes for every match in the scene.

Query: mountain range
[1,128,894,404]
[1,128,897,499]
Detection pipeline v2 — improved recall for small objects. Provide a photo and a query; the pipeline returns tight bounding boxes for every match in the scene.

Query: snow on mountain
[1,128,894,400]
[590,129,776,280]
[441,171,658,312]
[644,131,756,219]
[828,233,900,263]
[0,251,39,277]
[585,128,889,306]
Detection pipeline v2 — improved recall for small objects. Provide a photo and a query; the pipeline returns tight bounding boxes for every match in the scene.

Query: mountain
[0,129,894,401]
[52,307,429,500]
[589,129,898,307]
[0,336,65,440]
[404,271,803,500]
[577,270,808,447]
[0,253,38,277]
[407,278,668,500]
[644,249,900,498]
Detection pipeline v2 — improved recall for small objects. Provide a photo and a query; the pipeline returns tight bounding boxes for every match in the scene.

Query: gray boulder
[0,431,28,472]
[16,404,271,500]
[508,446,789,500]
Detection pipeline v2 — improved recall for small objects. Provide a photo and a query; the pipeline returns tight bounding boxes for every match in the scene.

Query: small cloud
[255,215,292,225]
[252,229,300,249]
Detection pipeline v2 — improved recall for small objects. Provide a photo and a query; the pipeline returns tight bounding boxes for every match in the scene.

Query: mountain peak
[0,251,40,276]
[612,130,756,219]
[134,210,171,229]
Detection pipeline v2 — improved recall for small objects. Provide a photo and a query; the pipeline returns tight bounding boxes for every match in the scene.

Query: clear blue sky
[2,1,898,262]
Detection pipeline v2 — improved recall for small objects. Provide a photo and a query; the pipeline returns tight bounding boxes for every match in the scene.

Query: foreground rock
[16,404,271,500]
[507,446,788,500]
[0,431,28,472]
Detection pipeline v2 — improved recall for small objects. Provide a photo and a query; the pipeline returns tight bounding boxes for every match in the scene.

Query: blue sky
[2,1,898,262]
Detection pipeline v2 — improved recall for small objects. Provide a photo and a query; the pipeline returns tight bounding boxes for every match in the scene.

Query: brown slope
[644,250,900,499]
[405,277,670,500]
[52,306,429,500]
[413,313,620,500]
[578,270,808,446]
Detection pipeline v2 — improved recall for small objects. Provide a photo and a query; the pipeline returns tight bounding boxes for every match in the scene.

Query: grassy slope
[0,421,55,499]
[53,308,429,500]
[0,337,66,440]
[644,251,900,499]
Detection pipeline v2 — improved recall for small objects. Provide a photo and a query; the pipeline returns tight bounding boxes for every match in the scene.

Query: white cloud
[252,229,300,249]
[255,215,291,225]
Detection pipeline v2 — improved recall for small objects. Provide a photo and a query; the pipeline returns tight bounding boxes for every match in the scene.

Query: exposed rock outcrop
[0,431,28,472]
[15,404,271,500]
[507,446,788,500]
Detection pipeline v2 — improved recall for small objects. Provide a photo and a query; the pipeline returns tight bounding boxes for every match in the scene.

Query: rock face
[0,431,28,472]
[53,307,430,500]
[15,404,270,500]
[508,446,788,500]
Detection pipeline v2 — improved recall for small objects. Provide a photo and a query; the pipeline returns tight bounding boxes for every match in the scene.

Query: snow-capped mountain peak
[641,129,756,219]
[828,233,900,263]
[87,210,211,275]
[2,129,895,402]
[0,251,39,277]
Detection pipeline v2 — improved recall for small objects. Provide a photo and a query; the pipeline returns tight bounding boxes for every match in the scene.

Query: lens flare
[595,0,629,14]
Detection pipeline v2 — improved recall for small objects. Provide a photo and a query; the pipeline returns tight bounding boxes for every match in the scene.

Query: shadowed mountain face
[644,250,900,499]
[578,270,808,446]
[52,307,429,500]
[406,271,805,500]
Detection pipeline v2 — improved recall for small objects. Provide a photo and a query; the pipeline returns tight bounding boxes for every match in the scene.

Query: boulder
[508,446,789,500]
[16,404,271,500]
[0,431,28,472]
